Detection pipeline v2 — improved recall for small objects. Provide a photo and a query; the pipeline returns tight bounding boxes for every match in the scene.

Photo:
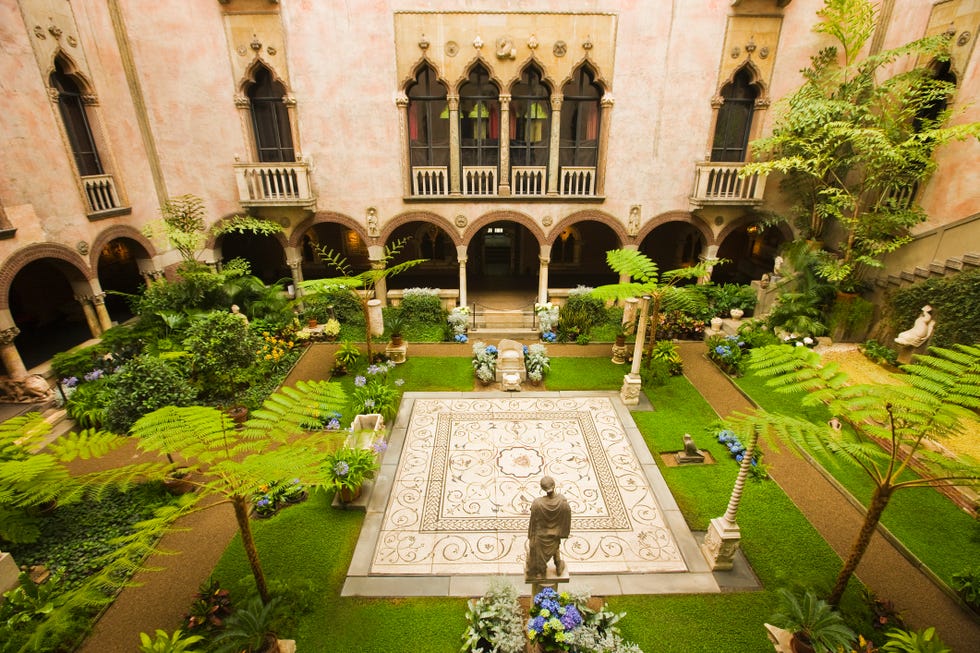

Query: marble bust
[895,305,935,347]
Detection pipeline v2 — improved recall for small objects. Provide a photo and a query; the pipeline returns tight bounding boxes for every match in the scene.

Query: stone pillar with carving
[537,255,550,306]
[369,259,387,307]
[546,95,562,196]
[395,93,411,197]
[234,95,257,161]
[286,255,304,311]
[622,297,639,335]
[498,93,511,196]
[0,327,27,380]
[91,292,113,332]
[700,244,720,284]
[596,94,615,196]
[620,296,649,405]
[75,296,103,338]
[701,432,756,570]
[448,94,461,196]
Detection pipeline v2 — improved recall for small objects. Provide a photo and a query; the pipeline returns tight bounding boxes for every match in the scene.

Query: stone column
[546,95,562,196]
[538,255,550,306]
[366,299,384,337]
[700,244,720,284]
[448,94,461,196]
[596,94,615,196]
[0,327,27,380]
[91,292,113,332]
[498,94,511,196]
[395,93,411,197]
[622,297,640,335]
[457,255,469,308]
[75,296,103,338]
[620,296,650,405]
[701,432,757,570]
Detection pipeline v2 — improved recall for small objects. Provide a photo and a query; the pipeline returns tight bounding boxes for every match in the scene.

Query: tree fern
[727,343,980,605]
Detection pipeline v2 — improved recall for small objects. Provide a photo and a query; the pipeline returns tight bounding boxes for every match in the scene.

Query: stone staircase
[875,251,980,288]
[468,304,539,341]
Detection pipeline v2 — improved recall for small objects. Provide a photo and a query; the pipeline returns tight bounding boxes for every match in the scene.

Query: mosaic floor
[344,392,726,597]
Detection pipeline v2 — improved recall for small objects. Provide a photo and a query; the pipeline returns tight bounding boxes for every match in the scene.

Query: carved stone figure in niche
[525,476,571,579]
[366,207,379,238]
[627,205,640,237]
[895,305,935,348]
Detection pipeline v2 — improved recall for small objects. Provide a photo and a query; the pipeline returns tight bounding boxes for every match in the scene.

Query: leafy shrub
[302,287,363,325]
[183,577,232,636]
[183,310,259,403]
[524,344,550,383]
[951,566,980,610]
[880,627,951,653]
[657,310,706,340]
[735,319,781,349]
[460,579,524,653]
[472,342,498,384]
[52,346,105,381]
[104,355,197,434]
[706,334,747,376]
[861,339,899,367]
[65,378,112,429]
[559,289,605,337]
[649,340,683,376]
[333,341,361,375]
[709,283,758,317]
[399,288,445,324]
[348,361,404,421]
[136,269,228,318]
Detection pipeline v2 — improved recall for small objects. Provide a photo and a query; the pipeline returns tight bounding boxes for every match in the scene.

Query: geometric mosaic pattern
[371,396,687,575]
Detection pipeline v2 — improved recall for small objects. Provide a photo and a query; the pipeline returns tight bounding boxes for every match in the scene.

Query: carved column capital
[600,93,615,108]
[234,95,250,108]
[0,327,20,345]
[287,258,302,271]
[74,294,94,304]
[447,95,459,111]
[395,92,409,108]
[538,256,550,266]
[90,292,106,306]
[283,95,297,107]
[498,93,511,104]
[458,257,468,266]
[550,95,563,111]
[711,95,725,109]
[81,94,99,106]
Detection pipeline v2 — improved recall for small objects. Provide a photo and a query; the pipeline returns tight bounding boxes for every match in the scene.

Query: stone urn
[710,316,724,331]
[729,308,744,320]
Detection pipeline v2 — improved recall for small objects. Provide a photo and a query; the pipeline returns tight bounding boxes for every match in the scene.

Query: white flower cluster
[448,305,470,335]
[534,302,559,334]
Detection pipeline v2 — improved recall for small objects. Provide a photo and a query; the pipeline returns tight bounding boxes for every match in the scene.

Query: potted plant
[386,311,406,347]
[332,340,361,376]
[322,318,341,341]
[324,445,380,504]
[769,588,856,653]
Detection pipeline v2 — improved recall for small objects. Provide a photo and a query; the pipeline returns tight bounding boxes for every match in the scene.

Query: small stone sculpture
[895,305,935,347]
[627,205,640,237]
[366,207,379,238]
[675,433,705,464]
[772,256,784,277]
[525,476,571,580]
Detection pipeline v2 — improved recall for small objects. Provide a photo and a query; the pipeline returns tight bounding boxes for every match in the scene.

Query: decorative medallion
[48,25,63,39]
[496,36,517,60]
[250,37,262,52]
[67,35,77,47]
[445,40,459,57]
[266,46,277,56]
[542,215,553,227]
[958,31,972,47]
[731,46,741,58]
[473,36,484,50]
[76,241,89,255]
[419,34,429,50]
[714,215,724,226]
[527,34,539,50]
[454,214,468,228]
[237,45,247,56]
[760,46,770,59]
[496,446,543,478]
[583,37,593,50]
[553,40,567,57]
[34,25,46,40]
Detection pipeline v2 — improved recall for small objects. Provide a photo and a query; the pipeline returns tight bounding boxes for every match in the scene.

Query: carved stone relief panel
[922,0,979,78]
[223,11,289,88]
[718,15,782,95]
[20,0,91,80]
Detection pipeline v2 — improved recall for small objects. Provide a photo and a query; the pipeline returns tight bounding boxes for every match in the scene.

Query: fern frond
[604,248,658,283]
[0,412,51,455]
[47,428,128,462]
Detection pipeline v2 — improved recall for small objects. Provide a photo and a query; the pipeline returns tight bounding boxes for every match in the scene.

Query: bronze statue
[525,476,571,579]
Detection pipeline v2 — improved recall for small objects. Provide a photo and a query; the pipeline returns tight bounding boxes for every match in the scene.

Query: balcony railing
[560,167,597,197]
[690,162,767,206]
[234,162,315,208]
[411,166,449,196]
[81,174,122,216]
[462,166,498,196]
[882,181,919,210]
[512,166,547,196]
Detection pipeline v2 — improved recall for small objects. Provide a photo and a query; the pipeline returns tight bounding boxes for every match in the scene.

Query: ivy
[888,268,980,348]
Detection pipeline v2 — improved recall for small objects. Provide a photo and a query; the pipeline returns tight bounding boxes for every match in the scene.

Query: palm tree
[730,343,980,605]
[591,248,716,361]
[131,380,348,603]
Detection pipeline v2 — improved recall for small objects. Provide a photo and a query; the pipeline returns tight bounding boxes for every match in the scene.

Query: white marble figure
[366,207,379,238]
[772,256,784,277]
[627,205,640,237]
[895,305,935,347]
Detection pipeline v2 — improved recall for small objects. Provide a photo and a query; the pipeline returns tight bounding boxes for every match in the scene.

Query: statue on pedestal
[895,305,935,347]
[525,476,571,580]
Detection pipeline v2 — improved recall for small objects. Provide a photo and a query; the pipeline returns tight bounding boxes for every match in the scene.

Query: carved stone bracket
[0,327,21,346]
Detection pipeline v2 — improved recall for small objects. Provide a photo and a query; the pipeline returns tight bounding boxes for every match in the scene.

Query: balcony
[690,162,767,207]
[234,162,315,209]
[462,166,498,196]
[512,166,546,196]
[411,166,449,197]
[559,167,597,197]
[81,174,129,219]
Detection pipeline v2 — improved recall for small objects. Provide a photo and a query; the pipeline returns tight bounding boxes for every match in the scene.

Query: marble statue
[366,207,379,238]
[772,256,784,277]
[895,305,935,347]
[525,476,571,579]
[627,205,640,237]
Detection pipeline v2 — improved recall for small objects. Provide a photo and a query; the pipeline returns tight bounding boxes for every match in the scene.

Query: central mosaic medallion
[371,396,686,575]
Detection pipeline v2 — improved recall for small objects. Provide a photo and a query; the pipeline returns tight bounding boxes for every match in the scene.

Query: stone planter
[729,308,744,320]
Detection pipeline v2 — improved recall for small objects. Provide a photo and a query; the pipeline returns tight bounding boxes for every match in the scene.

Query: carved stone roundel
[445,40,459,57]
[553,40,567,57]
[454,214,467,228]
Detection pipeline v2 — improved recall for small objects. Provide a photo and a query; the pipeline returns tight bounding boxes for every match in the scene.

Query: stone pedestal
[385,342,407,363]
[611,343,628,364]
[0,551,19,594]
[367,299,384,337]
[527,565,570,598]
[619,373,642,405]
[701,516,741,571]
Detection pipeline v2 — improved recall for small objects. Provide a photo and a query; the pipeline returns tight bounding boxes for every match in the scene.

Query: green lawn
[210,370,874,652]
[545,356,627,390]
[736,371,980,586]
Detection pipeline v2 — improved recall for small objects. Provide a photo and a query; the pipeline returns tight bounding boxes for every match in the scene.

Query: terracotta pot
[790,633,815,653]
[615,334,626,347]
[164,470,195,495]
[391,335,403,347]
[339,485,362,503]
[308,318,318,328]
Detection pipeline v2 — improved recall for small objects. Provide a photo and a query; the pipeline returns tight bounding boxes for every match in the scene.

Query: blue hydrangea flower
[485,345,498,355]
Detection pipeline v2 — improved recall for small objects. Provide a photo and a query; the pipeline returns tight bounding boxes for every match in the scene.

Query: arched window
[50,56,102,176]
[459,64,499,168]
[247,65,294,162]
[711,68,759,162]
[914,60,956,132]
[560,67,601,167]
[511,65,551,166]
[407,65,449,167]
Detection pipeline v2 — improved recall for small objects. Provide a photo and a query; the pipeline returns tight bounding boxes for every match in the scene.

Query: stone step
[474,309,535,329]
[467,328,540,342]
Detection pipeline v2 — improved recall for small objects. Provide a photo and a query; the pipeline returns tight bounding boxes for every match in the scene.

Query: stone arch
[88,224,156,270]
[238,58,291,96]
[458,56,504,93]
[288,212,367,249]
[717,60,767,101]
[0,244,92,311]
[548,210,628,247]
[462,210,545,247]
[559,59,610,94]
[636,211,713,246]
[400,58,449,94]
[511,57,558,93]
[713,214,793,284]
[206,214,289,252]
[47,49,95,95]
[716,213,792,245]
[382,210,462,246]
